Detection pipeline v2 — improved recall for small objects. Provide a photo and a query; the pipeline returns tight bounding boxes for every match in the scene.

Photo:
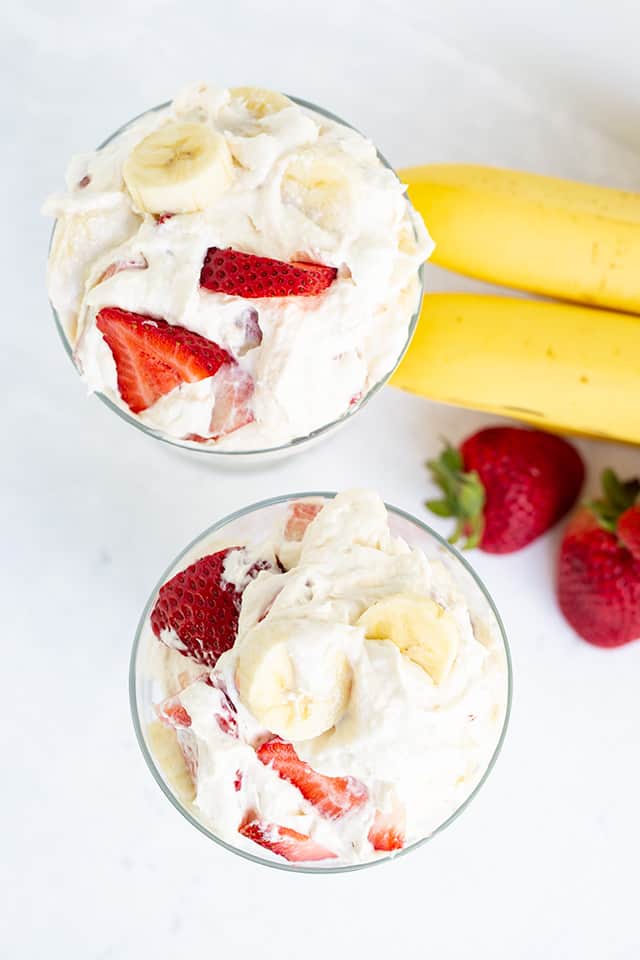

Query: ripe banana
[401,164,640,314]
[230,86,293,118]
[281,149,352,232]
[235,619,352,741]
[391,293,640,445]
[123,121,233,214]
[358,594,459,685]
[146,720,195,802]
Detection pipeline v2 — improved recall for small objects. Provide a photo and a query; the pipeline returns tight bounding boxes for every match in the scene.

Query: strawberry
[427,427,584,553]
[618,506,640,561]
[257,738,368,820]
[283,501,324,542]
[557,469,640,647]
[95,254,148,285]
[96,307,234,414]
[200,247,337,298]
[156,697,192,728]
[238,818,337,862]
[208,365,255,440]
[368,805,405,852]
[150,547,272,667]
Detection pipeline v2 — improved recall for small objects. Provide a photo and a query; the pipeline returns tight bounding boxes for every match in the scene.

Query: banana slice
[281,149,353,232]
[358,594,459,685]
[235,619,352,741]
[230,86,293,118]
[146,720,195,802]
[123,121,233,214]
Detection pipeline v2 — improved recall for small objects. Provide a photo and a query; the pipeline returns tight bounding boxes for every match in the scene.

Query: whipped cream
[142,491,509,865]
[45,84,431,450]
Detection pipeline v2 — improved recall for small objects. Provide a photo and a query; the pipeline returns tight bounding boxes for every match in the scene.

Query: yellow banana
[401,164,640,314]
[391,293,640,445]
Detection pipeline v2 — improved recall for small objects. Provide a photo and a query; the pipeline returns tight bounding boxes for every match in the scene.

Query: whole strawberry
[557,469,640,647]
[426,426,584,553]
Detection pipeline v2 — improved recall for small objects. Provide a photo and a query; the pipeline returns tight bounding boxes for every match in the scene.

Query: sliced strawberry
[96,307,234,414]
[96,254,148,285]
[156,696,192,728]
[238,818,337,862]
[368,804,406,852]
[200,247,337,298]
[208,365,255,439]
[284,501,324,542]
[234,770,243,792]
[235,307,263,356]
[257,738,368,820]
[150,547,272,667]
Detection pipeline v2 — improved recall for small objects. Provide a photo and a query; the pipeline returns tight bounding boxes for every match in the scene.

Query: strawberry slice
[208,365,255,439]
[95,254,148,285]
[257,738,368,820]
[238,818,337,862]
[368,805,406,852]
[156,697,192,728]
[96,307,234,414]
[200,247,337,298]
[284,501,323,542]
[150,547,273,667]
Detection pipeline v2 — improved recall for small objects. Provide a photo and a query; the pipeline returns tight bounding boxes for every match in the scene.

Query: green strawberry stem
[426,443,485,550]
[586,468,640,533]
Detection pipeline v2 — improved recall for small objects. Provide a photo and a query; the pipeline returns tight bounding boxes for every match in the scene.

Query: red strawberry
[427,427,584,553]
[557,469,640,647]
[96,307,234,414]
[200,247,337,298]
[368,804,405,852]
[257,738,368,820]
[283,501,324,542]
[618,506,640,562]
[150,547,272,667]
[156,697,192,728]
[238,818,337,862]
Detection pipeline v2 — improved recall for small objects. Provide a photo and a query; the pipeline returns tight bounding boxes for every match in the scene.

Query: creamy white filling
[144,490,508,864]
[45,84,431,450]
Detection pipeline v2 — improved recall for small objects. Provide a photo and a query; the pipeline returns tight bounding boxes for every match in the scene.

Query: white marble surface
[3,2,640,957]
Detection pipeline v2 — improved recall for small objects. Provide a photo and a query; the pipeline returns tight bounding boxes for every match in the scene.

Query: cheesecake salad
[139,490,509,865]
[45,84,430,450]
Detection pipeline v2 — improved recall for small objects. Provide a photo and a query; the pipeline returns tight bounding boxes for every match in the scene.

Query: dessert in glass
[131,490,511,871]
[45,85,430,460]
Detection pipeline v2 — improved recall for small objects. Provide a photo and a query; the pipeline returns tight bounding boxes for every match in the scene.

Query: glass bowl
[49,96,425,466]
[130,492,512,873]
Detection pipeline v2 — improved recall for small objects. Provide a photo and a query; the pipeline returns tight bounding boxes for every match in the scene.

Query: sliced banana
[146,720,195,802]
[358,594,459,685]
[123,121,233,214]
[235,619,352,741]
[230,86,293,118]
[281,149,353,232]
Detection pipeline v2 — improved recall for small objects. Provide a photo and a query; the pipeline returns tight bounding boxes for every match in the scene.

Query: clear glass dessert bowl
[49,96,425,466]
[130,492,512,874]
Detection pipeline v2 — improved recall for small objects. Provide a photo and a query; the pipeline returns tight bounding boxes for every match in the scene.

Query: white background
[3,1,640,957]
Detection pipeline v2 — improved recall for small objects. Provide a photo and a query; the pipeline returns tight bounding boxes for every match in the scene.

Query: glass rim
[129,491,513,874]
[49,94,425,458]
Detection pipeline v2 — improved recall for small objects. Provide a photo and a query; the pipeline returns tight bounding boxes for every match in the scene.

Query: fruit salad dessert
[45,84,430,450]
[137,490,509,866]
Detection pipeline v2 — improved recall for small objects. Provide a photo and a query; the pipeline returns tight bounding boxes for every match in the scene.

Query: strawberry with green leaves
[557,468,640,648]
[426,426,584,553]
